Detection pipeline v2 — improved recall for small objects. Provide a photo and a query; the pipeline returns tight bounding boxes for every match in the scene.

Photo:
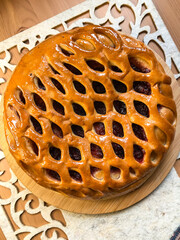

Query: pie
[3,25,177,199]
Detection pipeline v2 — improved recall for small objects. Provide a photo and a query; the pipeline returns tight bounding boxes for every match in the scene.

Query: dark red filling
[30,116,43,134]
[129,167,136,175]
[71,125,84,138]
[133,81,151,95]
[60,46,74,56]
[132,123,147,141]
[36,77,46,90]
[112,80,127,93]
[9,105,20,120]
[91,143,104,159]
[94,101,106,115]
[93,122,105,135]
[129,57,151,73]
[63,62,82,75]
[90,166,100,176]
[49,146,61,160]
[33,93,46,111]
[86,60,105,72]
[72,103,86,116]
[73,80,86,94]
[157,104,163,112]
[48,63,60,75]
[27,138,39,156]
[19,90,26,104]
[51,78,65,94]
[51,122,63,138]
[133,144,145,163]
[45,169,61,181]
[112,142,124,159]
[53,100,65,115]
[134,100,149,117]
[109,64,122,73]
[92,81,106,94]
[113,100,126,115]
[69,147,81,161]
[113,121,124,137]
[110,166,121,175]
[69,170,82,182]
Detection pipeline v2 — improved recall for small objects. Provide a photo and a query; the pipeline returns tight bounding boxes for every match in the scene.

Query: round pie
[3,25,177,199]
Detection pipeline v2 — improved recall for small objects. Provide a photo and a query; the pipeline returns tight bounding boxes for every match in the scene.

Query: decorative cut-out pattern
[0,0,179,239]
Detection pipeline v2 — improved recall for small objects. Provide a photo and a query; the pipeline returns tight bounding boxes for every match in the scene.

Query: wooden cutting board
[0,51,180,214]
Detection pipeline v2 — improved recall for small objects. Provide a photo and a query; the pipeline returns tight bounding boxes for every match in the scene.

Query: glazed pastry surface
[3,25,176,199]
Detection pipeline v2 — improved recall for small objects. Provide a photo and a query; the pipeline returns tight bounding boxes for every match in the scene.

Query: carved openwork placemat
[0,0,180,239]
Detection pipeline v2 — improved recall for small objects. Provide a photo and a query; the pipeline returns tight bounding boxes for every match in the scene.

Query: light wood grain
[153,0,180,51]
[0,52,179,214]
[0,0,84,41]
[0,0,179,51]
[0,229,6,240]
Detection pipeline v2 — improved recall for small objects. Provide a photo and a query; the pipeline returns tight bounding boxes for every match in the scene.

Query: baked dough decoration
[3,25,177,199]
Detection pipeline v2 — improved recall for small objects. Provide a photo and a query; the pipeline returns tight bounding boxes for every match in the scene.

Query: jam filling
[63,62,82,75]
[69,147,81,161]
[134,100,149,117]
[31,142,38,155]
[132,123,147,141]
[129,167,136,175]
[19,89,26,104]
[51,78,65,94]
[113,121,124,137]
[133,144,145,163]
[51,122,63,138]
[45,169,61,181]
[110,166,121,179]
[109,64,122,73]
[92,81,106,94]
[90,166,104,180]
[25,137,39,156]
[91,143,104,159]
[33,93,46,111]
[71,125,84,138]
[34,77,46,90]
[90,166,99,176]
[113,100,127,115]
[49,146,61,160]
[48,63,60,75]
[157,104,163,112]
[94,101,106,115]
[72,103,86,116]
[112,142,124,159]
[129,57,151,73]
[112,80,127,93]
[133,81,151,95]
[30,116,43,134]
[93,122,105,135]
[86,59,105,72]
[53,100,65,115]
[69,170,82,182]
[73,80,86,94]
[60,45,74,56]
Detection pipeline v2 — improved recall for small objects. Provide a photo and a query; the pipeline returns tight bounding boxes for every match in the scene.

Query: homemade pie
[3,25,177,199]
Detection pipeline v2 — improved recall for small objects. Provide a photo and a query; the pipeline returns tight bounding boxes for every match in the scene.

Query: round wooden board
[0,53,180,215]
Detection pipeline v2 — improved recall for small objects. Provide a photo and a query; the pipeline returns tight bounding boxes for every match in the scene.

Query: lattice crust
[3,25,177,199]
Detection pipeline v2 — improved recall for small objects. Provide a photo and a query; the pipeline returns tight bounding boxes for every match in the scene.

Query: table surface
[0,0,179,50]
[0,0,179,239]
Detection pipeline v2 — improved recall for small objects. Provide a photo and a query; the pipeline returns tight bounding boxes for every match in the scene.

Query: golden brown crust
[3,25,177,199]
